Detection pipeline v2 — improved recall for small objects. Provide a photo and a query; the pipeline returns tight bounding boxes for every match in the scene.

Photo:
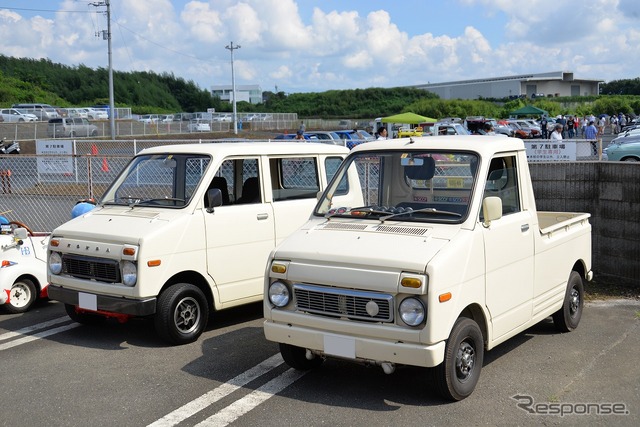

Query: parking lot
[1,297,638,426]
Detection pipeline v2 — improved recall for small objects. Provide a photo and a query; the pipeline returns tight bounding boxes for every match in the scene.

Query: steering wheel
[8,221,34,236]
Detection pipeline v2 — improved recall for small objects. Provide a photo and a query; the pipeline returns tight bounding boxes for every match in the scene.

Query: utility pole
[91,0,116,139]
[225,42,241,134]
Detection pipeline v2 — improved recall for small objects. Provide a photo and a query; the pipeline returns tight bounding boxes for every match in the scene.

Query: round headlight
[268,281,290,307]
[399,297,425,326]
[49,252,62,275]
[122,261,137,287]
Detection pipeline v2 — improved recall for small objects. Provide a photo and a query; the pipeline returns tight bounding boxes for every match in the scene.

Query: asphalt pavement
[0,298,638,426]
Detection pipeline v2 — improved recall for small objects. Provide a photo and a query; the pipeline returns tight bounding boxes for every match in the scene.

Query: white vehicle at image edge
[0,108,38,122]
[264,135,592,401]
[46,142,349,345]
[0,221,50,313]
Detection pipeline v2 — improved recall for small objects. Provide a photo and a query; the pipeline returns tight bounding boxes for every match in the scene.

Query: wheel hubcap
[569,288,580,317]
[10,284,30,308]
[174,296,200,334]
[456,340,475,381]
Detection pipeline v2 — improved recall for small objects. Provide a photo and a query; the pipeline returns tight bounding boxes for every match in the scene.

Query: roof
[509,105,549,116]
[138,141,349,157]
[381,112,437,124]
[349,135,526,158]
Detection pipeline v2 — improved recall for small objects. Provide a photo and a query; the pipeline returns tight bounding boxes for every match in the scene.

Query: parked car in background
[160,114,174,123]
[503,121,531,139]
[47,117,99,138]
[334,129,375,148]
[508,119,540,138]
[187,118,211,132]
[305,131,343,145]
[11,103,59,121]
[83,108,108,120]
[139,114,159,124]
[604,139,640,161]
[274,133,312,140]
[66,108,89,119]
[0,108,38,122]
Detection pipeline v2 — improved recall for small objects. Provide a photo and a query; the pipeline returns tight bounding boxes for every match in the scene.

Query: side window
[325,156,347,195]
[271,157,319,201]
[483,155,521,216]
[237,158,261,204]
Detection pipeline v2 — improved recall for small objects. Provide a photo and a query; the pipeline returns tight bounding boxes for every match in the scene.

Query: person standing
[567,116,575,138]
[550,124,563,140]
[584,120,598,155]
[376,126,388,140]
[540,116,548,139]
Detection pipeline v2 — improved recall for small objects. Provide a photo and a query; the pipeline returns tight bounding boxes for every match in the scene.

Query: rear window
[48,118,63,124]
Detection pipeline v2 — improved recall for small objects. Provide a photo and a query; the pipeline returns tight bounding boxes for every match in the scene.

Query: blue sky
[1,0,640,94]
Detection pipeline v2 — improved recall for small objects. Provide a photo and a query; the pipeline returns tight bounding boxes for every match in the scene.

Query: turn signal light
[147,260,161,267]
[401,277,422,288]
[50,239,59,247]
[271,263,287,274]
[439,292,452,303]
[123,247,136,256]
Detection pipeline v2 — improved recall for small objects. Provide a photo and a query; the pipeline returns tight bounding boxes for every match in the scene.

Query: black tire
[279,343,323,370]
[69,131,76,138]
[4,279,36,313]
[154,283,208,345]
[90,129,98,136]
[64,303,105,325]
[431,317,484,401]
[553,271,584,332]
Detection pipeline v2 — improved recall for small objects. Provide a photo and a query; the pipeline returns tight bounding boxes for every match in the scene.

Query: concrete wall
[529,162,639,283]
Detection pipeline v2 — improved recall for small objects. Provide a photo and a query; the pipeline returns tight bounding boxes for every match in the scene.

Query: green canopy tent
[381,112,437,124]
[509,105,549,117]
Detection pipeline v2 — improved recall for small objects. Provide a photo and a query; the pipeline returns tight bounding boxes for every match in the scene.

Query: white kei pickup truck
[264,135,592,400]
[1,221,50,313]
[47,142,349,345]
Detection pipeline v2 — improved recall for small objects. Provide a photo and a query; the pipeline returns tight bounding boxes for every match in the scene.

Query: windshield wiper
[325,206,390,219]
[114,196,186,208]
[380,207,462,222]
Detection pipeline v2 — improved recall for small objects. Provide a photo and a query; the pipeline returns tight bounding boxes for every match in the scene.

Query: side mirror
[14,228,28,240]
[205,188,223,213]
[482,196,502,227]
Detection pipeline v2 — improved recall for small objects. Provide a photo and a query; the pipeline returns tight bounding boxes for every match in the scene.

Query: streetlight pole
[91,0,116,139]
[225,41,241,135]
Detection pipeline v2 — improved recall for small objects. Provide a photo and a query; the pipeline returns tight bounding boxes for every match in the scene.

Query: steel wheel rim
[569,287,580,317]
[455,340,475,382]
[10,283,31,308]
[174,296,200,334]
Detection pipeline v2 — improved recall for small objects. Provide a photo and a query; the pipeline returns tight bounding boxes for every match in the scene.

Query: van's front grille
[293,283,393,322]
[61,254,120,283]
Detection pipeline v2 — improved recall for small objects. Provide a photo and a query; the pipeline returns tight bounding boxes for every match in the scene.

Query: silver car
[47,118,99,138]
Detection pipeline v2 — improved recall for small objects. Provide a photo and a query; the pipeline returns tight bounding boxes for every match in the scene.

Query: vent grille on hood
[375,225,429,236]
[320,222,369,231]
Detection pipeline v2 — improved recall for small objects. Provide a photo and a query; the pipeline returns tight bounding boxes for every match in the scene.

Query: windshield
[100,153,211,208]
[316,150,479,223]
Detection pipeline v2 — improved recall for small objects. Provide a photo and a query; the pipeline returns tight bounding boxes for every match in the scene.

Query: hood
[52,205,178,244]
[275,219,459,273]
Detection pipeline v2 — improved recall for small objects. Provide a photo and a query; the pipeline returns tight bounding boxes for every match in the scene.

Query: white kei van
[47,142,348,345]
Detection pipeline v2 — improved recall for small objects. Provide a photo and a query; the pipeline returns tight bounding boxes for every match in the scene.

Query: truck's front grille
[62,254,120,283]
[293,283,393,322]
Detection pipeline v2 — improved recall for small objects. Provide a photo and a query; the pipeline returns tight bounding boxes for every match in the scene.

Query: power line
[0,6,95,14]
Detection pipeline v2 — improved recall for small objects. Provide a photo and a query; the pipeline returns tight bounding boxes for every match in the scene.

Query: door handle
[521,224,529,232]
[257,213,269,220]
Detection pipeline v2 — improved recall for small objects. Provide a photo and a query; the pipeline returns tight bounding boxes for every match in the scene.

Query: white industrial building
[412,71,602,100]
[211,84,263,104]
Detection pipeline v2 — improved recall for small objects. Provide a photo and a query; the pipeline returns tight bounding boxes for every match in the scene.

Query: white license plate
[78,292,97,311]
[323,334,355,359]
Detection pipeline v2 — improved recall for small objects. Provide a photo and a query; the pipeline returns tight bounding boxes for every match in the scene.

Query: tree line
[0,54,638,119]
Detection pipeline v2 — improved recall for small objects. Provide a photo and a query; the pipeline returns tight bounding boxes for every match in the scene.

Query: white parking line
[148,353,288,427]
[0,316,72,342]
[195,368,306,427]
[0,323,80,351]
